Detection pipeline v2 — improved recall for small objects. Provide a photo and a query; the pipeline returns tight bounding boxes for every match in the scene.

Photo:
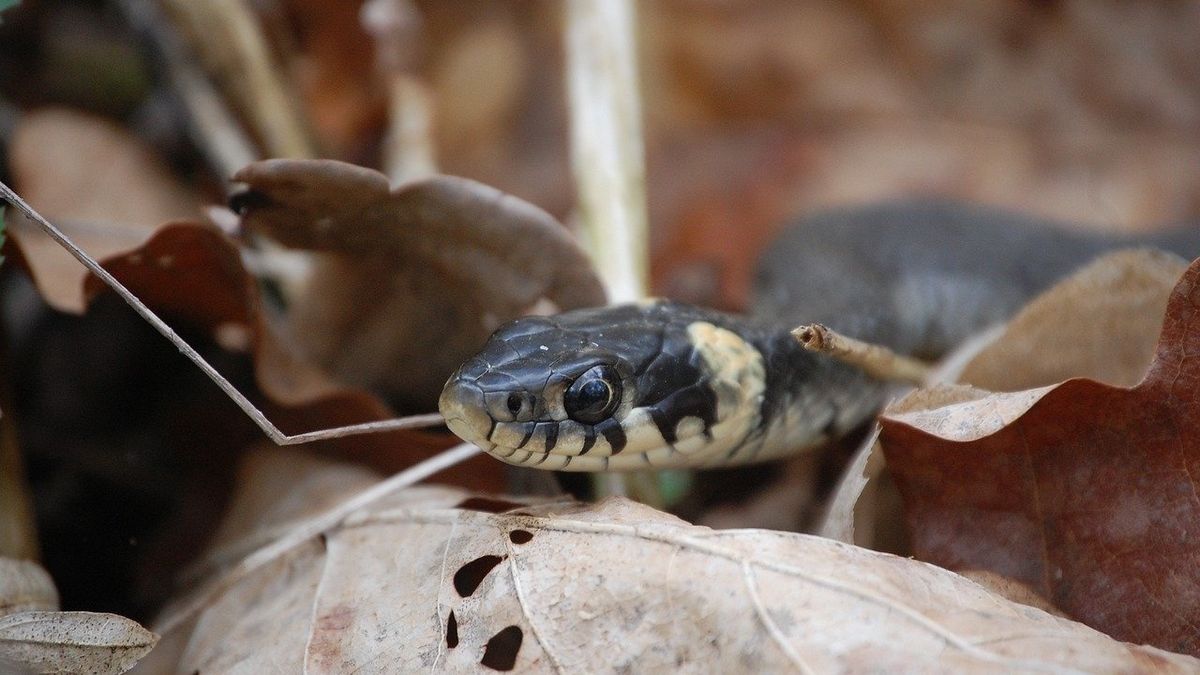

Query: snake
[439,201,1199,471]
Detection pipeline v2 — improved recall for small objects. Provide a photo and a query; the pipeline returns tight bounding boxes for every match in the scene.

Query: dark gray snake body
[440,201,1200,471]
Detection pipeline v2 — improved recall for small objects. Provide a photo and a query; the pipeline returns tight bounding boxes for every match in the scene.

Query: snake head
[439,301,769,471]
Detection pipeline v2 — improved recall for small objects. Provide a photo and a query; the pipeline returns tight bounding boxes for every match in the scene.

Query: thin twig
[0,182,445,443]
[155,442,482,636]
[793,323,932,385]
[565,0,648,304]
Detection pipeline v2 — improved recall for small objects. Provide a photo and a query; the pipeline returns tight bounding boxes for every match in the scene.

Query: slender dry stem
[793,323,932,385]
[0,182,445,444]
[565,0,648,304]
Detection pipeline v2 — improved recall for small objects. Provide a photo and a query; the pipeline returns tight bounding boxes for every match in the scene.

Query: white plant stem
[565,0,649,304]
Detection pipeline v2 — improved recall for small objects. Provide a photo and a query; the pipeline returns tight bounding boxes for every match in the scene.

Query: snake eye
[564,365,620,424]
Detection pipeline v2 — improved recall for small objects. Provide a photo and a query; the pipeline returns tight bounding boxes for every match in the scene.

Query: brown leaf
[957,570,1066,618]
[7,107,201,313]
[8,217,496,488]
[160,447,1197,672]
[880,255,1200,654]
[232,158,606,410]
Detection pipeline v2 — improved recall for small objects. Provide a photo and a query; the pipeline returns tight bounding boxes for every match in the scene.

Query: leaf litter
[158,447,1197,673]
[880,253,1200,654]
[822,250,1193,551]
[0,558,157,674]
[4,3,1200,670]
[7,152,1200,669]
[5,152,1200,670]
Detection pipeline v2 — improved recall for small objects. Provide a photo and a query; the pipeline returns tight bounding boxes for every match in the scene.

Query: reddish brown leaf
[880,256,1200,654]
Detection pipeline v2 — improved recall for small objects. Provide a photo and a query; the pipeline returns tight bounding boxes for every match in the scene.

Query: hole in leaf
[480,625,523,671]
[454,555,505,597]
[455,497,526,513]
[446,610,459,649]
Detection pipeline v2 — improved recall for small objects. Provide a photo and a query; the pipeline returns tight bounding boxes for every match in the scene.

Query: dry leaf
[0,558,156,674]
[7,107,201,313]
[158,449,1196,673]
[233,158,606,411]
[816,427,883,545]
[957,570,1066,619]
[812,252,1186,549]
[880,255,1200,654]
[0,611,157,674]
[0,559,58,616]
[954,249,1188,390]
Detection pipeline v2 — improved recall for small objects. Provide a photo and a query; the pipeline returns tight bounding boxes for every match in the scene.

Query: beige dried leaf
[0,611,157,675]
[0,558,156,673]
[233,159,607,410]
[161,450,1195,673]
[816,427,882,546]
[958,570,1066,618]
[0,559,58,617]
[7,107,201,313]
[953,249,1188,391]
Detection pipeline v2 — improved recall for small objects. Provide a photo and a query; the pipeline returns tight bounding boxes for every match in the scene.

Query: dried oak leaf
[157,447,1194,673]
[232,159,606,411]
[880,255,1200,655]
[0,558,156,674]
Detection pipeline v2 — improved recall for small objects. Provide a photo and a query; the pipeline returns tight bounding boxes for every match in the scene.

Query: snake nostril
[506,393,523,417]
[485,390,534,422]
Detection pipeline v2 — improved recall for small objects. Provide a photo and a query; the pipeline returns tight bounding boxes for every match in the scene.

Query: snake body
[440,201,1200,471]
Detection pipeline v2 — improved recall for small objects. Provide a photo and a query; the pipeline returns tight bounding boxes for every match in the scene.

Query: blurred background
[3,1,1198,308]
[0,0,1198,621]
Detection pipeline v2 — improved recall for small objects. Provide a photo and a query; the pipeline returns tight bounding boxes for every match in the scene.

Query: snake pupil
[564,365,620,424]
